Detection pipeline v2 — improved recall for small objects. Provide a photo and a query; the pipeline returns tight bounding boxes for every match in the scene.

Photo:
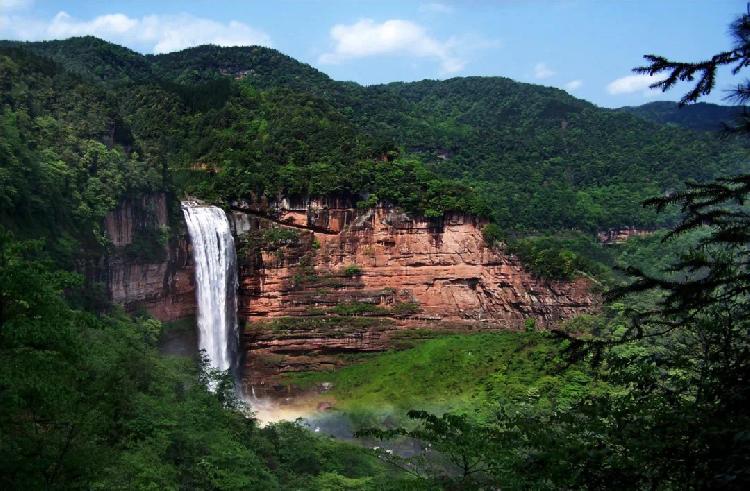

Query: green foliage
[359,410,508,488]
[323,301,420,318]
[481,223,505,247]
[617,100,742,131]
[390,301,421,317]
[613,228,707,279]
[251,316,393,335]
[366,77,743,231]
[123,224,169,262]
[4,38,745,232]
[261,227,301,249]
[291,255,319,288]
[237,226,303,268]
[0,46,164,261]
[356,194,378,210]
[331,302,389,316]
[342,264,363,277]
[507,232,612,280]
[289,332,605,417]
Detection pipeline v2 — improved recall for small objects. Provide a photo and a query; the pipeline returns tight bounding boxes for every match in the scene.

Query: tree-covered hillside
[364,78,748,229]
[3,36,748,233]
[617,100,744,131]
[0,45,165,269]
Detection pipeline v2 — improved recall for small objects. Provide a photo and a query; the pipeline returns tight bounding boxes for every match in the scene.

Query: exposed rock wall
[231,201,597,389]
[104,194,597,388]
[232,205,594,326]
[597,227,653,244]
[104,193,196,321]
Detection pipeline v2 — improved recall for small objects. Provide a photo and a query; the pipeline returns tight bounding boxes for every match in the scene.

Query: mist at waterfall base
[181,203,239,386]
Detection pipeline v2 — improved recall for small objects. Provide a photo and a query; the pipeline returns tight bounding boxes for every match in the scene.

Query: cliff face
[229,199,597,390]
[104,195,596,389]
[104,193,196,321]
[231,200,593,325]
[597,227,653,245]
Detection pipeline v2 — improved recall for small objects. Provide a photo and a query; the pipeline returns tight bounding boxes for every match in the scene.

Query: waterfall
[181,203,239,379]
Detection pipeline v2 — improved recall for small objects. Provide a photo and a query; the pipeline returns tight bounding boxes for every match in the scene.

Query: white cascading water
[181,202,239,378]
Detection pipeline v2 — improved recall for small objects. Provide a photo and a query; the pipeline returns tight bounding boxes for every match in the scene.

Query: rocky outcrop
[232,205,594,325]
[231,201,597,388]
[104,193,196,321]
[597,227,653,244]
[232,195,355,234]
[104,194,597,387]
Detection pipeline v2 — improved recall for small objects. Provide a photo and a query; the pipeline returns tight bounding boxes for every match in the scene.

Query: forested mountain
[3,36,748,234]
[3,31,750,490]
[0,45,164,263]
[617,100,744,131]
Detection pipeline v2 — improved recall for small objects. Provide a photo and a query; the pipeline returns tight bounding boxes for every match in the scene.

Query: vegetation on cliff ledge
[287,331,606,420]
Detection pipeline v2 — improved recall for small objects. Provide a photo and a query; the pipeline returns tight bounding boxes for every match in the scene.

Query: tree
[361,7,750,489]
[558,6,750,487]
[358,410,511,489]
[636,5,750,107]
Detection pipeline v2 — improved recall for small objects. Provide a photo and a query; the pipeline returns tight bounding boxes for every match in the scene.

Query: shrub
[507,232,611,281]
[262,227,300,249]
[342,264,363,277]
[391,301,421,317]
[482,223,505,247]
[331,302,388,316]
[123,225,169,262]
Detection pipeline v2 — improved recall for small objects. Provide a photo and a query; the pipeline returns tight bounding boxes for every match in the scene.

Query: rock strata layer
[232,202,594,324]
[229,199,597,388]
[105,195,596,386]
[105,193,196,321]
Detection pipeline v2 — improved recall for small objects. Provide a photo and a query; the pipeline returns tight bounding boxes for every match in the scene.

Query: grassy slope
[288,332,606,419]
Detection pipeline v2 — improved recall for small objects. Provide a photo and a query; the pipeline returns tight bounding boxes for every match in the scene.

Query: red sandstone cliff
[104,195,597,389]
[231,200,594,325]
[104,193,196,321]
[229,198,597,389]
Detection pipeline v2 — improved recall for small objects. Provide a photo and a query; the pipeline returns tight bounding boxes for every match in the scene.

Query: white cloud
[419,2,454,14]
[0,11,271,53]
[607,73,664,96]
[565,79,582,91]
[0,0,33,12]
[48,12,137,37]
[534,62,555,79]
[319,18,465,74]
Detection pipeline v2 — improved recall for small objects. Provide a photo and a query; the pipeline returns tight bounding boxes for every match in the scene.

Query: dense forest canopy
[616,100,745,131]
[2,36,748,234]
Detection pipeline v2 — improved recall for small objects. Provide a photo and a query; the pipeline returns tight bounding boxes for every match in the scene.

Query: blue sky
[0,0,746,107]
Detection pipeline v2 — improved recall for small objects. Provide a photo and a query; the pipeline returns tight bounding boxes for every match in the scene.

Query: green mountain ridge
[2,36,748,235]
[616,100,745,131]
